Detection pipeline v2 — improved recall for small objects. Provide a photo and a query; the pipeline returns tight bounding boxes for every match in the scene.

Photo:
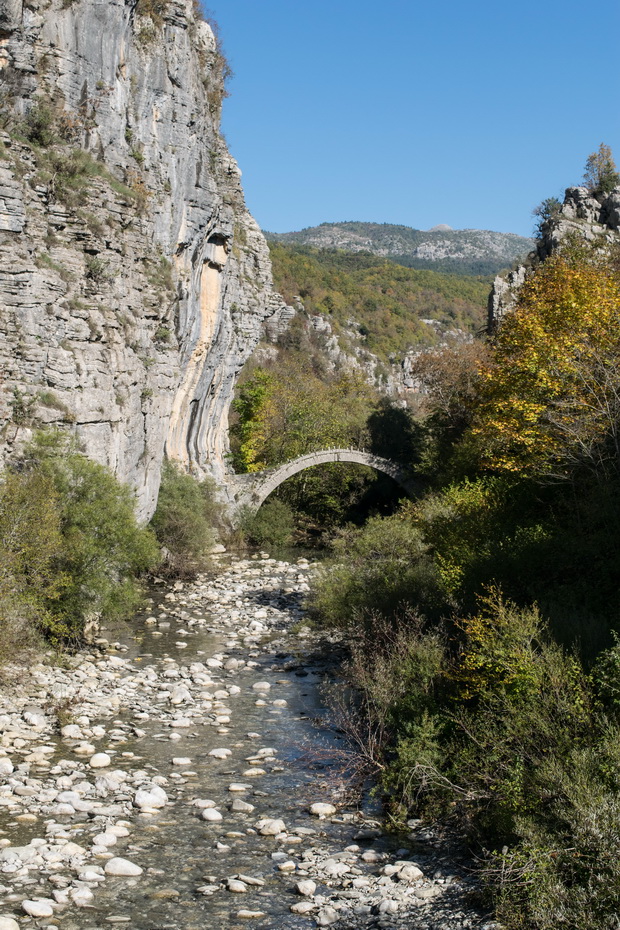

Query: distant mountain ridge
[265,221,534,277]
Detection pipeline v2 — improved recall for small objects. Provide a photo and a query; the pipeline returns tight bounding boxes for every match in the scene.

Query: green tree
[229,369,275,472]
[150,460,221,575]
[0,469,64,658]
[583,143,620,194]
[532,196,562,236]
[24,432,159,641]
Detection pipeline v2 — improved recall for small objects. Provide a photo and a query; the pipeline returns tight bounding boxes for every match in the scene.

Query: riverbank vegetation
[0,434,229,652]
[0,432,159,651]
[312,238,620,928]
[150,459,224,577]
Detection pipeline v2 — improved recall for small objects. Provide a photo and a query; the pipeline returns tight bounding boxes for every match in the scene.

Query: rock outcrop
[488,186,620,327]
[0,0,286,519]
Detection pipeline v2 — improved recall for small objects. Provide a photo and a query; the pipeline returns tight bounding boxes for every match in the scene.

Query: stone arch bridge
[222,448,420,518]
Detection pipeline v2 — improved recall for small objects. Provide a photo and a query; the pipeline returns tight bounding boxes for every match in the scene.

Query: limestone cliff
[488,185,620,327]
[0,0,287,519]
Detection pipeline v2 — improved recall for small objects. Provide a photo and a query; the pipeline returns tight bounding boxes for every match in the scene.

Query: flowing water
[0,555,490,930]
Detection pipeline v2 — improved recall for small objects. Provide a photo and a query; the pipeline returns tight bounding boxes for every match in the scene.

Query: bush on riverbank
[0,468,62,659]
[312,240,620,928]
[150,460,223,576]
[236,499,294,549]
[0,431,159,647]
[330,595,620,929]
[312,512,444,625]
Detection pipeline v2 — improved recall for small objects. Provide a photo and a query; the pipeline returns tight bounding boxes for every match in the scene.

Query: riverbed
[0,554,496,930]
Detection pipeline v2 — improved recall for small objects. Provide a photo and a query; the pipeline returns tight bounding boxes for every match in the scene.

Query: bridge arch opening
[231,449,419,545]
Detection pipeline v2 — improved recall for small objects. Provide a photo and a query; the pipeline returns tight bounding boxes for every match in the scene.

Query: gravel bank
[0,554,499,929]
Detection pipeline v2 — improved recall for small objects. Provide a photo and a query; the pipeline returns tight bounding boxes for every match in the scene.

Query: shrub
[311,510,444,627]
[238,499,294,549]
[150,460,222,576]
[0,469,63,660]
[40,149,103,206]
[84,255,108,282]
[22,431,159,642]
[9,388,36,425]
[23,103,56,147]
[487,730,620,930]
[135,0,169,25]
[591,633,620,713]
[330,610,447,798]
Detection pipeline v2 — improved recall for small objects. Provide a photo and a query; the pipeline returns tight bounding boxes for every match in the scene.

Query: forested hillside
[269,243,489,364]
[266,221,534,276]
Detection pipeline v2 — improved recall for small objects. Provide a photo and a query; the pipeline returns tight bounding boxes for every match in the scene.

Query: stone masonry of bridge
[220,449,420,518]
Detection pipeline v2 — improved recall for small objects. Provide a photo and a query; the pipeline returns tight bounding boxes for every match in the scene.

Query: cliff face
[488,186,620,327]
[0,0,286,519]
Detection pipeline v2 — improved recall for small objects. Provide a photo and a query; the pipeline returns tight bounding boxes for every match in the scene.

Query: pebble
[201,808,223,822]
[150,888,180,900]
[72,887,95,906]
[134,786,168,809]
[255,818,286,836]
[0,556,484,930]
[22,899,55,918]
[291,901,317,914]
[399,863,425,882]
[310,802,337,817]
[104,857,143,876]
[227,879,248,893]
[93,831,117,847]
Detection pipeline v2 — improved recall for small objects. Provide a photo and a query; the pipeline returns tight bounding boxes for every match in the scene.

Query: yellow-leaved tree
[470,244,620,478]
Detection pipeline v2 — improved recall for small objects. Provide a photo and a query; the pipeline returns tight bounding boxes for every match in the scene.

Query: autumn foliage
[470,247,620,477]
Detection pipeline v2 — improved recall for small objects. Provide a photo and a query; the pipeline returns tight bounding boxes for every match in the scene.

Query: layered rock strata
[0,0,287,519]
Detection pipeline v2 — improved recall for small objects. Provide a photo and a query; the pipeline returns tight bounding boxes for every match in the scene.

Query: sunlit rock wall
[0,0,287,519]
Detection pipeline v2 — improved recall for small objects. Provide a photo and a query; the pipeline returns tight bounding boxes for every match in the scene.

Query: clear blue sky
[205,1,620,238]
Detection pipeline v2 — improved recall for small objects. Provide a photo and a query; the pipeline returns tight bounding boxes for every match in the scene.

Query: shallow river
[0,554,493,930]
